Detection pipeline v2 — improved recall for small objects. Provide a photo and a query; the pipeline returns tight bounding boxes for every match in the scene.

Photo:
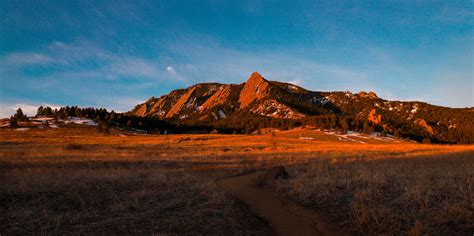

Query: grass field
[1,126,473,234]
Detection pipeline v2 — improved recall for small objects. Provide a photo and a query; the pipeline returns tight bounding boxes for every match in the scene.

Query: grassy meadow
[1,127,473,234]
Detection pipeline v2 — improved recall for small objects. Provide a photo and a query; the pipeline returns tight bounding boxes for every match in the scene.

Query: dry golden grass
[266,154,474,235]
[0,128,274,235]
[1,127,473,234]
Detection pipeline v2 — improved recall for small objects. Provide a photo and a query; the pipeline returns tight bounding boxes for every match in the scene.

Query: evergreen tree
[14,108,29,121]
[43,107,53,116]
[75,109,82,117]
[37,106,44,116]
[9,116,18,128]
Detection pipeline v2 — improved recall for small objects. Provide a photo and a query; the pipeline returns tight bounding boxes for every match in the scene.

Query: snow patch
[411,104,419,114]
[218,109,226,118]
[31,117,54,122]
[310,97,329,105]
[288,85,298,91]
[299,137,315,140]
[324,130,396,143]
[15,128,30,131]
[250,100,304,119]
[65,117,97,126]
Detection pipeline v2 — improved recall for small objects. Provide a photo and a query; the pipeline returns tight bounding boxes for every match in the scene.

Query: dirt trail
[218,172,346,236]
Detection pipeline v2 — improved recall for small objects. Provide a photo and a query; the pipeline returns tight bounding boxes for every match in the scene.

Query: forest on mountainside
[28,105,474,144]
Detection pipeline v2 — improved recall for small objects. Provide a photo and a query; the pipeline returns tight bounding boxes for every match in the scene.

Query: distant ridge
[130,72,474,144]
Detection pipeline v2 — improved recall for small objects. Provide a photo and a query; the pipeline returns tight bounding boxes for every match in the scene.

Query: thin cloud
[1,40,165,80]
[433,6,473,24]
[0,102,61,118]
[106,57,162,79]
[161,37,372,91]
[2,52,55,66]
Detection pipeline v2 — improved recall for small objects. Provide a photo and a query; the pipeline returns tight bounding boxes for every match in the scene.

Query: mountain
[130,72,474,144]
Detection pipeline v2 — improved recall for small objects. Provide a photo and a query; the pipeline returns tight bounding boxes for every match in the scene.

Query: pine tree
[37,106,44,116]
[43,107,53,116]
[9,116,18,128]
[75,109,82,118]
[14,108,28,121]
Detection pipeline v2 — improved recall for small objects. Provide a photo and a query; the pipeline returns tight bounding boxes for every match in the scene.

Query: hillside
[130,72,474,144]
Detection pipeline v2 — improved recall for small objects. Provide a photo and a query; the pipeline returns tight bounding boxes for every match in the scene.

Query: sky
[0,1,472,117]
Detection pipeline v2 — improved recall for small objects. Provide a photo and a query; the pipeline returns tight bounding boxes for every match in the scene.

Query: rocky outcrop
[131,96,158,116]
[414,119,434,134]
[127,72,473,144]
[239,72,271,109]
[201,85,232,111]
[368,108,382,124]
[166,87,197,118]
[357,91,378,99]
[249,99,305,119]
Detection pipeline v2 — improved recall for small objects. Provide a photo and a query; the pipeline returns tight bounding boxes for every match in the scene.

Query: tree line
[7,105,473,144]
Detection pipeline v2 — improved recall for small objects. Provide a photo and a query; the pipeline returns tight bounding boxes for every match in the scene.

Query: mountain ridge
[129,72,473,144]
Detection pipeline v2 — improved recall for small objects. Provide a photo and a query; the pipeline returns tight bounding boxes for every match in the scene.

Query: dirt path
[218,172,346,236]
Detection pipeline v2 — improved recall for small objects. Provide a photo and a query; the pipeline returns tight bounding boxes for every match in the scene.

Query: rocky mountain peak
[357,91,378,99]
[145,96,156,103]
[127,71,474,144]
[239,72,271,109]
[247,72,265,83]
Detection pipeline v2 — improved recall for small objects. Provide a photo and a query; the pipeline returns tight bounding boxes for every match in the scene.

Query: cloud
[0,42,172,113]
[105,57,163,79]
[0,97,147,118]
[286,79,302,86]
[160,37,372,91]
[427,71,473,108]
[95,97,145,113]
[1,40,165,81]
[2,52,55,66]
[1,35,471,111]
[0,102,61,118]
[432,6,473,24]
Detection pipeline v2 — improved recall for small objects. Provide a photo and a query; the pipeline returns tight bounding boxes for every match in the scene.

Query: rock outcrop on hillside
[129,72,474,143]
[239,72,271,109]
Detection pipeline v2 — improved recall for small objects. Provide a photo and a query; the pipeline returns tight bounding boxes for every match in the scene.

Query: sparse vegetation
[0,127,472,234]
[266,155,474,235]
[0,128,272,235]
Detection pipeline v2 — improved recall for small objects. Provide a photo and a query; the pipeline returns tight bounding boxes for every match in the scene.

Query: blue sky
[0,1,472,117]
